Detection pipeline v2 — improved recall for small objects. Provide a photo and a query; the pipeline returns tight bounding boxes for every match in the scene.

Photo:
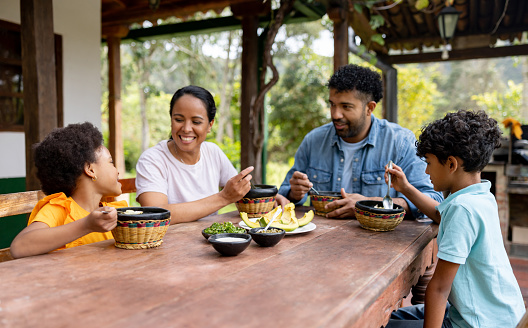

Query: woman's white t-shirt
[135,140,238,207]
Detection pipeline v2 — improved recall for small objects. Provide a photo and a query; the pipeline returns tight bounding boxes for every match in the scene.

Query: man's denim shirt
[278,115,443,219]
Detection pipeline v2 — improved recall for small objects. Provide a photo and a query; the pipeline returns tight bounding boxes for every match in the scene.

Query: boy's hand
[386,162,410,193]
[86,207,118,233]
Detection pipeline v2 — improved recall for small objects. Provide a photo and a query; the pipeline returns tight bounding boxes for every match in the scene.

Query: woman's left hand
[220,166,254,203]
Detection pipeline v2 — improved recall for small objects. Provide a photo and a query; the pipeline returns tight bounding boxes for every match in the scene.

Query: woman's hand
[84,207,118,233]
[220,166,254,203]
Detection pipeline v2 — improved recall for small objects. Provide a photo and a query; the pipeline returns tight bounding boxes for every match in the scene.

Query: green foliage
[208,136,241,170]
[471,80,524,131]
[415,0,429,10]
[268,47,331,162]
[396,65,441,136]
[265,161,292,188]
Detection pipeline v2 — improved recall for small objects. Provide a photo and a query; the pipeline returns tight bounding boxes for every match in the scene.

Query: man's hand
[288,171,312,202]
[325,188,367,219]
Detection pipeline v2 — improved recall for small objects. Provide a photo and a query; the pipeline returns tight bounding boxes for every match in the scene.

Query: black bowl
[202,229,213,240]
[355,200,405,214]
[309,190,341,197]
[249,227,286,247]
[116,207,171,221]
[243,184,278,198]
[208,233,252,256]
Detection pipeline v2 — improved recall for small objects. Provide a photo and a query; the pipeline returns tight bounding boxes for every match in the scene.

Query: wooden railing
[0,178,136,263]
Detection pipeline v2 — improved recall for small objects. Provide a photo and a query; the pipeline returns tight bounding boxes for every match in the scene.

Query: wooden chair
[0,178,136,263]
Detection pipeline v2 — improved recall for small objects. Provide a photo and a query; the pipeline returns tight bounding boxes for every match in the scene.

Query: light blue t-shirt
[340,137,367,192]
[436,180,525,328]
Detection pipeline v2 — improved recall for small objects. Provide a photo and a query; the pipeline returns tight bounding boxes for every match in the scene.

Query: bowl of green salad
[202,221,247,241]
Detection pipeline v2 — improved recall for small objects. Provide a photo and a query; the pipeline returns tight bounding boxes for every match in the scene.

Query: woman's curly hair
[34,122,103,196]
[327,64,383,104]
[416,110,502,172]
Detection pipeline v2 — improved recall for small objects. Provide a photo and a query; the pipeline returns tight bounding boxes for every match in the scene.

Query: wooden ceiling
[100,0,528,64]
[347,0,528,64]
[102,0,248,27]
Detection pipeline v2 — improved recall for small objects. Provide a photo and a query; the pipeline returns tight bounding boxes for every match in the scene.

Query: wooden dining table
[0,207,438,328]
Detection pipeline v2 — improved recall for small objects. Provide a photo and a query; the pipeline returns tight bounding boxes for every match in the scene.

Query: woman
[136,85,286,223]
[10,122,126,258]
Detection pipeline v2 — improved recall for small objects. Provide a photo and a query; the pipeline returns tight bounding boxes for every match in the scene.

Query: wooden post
[20,0,57,191]
[107,36,126,176]
[328,1,349,72]
[239,15,259,171]
[383,67,398,123]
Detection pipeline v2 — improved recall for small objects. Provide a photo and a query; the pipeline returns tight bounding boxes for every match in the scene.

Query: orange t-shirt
[28,192,128,250]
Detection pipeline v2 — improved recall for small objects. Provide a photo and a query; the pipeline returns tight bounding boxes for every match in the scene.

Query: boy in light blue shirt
[386,110,525,327]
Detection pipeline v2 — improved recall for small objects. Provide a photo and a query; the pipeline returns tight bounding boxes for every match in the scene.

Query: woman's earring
[92,176,97,181]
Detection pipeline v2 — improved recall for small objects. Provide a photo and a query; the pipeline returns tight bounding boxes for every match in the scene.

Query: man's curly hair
[34,122,103,196]
[327,64,383,104]
[416,110,502,172]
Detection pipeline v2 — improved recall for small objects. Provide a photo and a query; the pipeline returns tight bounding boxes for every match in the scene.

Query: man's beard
[333,116,366,139]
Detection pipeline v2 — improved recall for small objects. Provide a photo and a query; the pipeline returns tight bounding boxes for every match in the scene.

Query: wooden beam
[328,1,349,71]
[102,0,252,28]
[239,15,259,171]
[20,0,58,191]
[383,68,398,123]
[115,7,324,43]
[381,44,528,64]
[107,36,125,176]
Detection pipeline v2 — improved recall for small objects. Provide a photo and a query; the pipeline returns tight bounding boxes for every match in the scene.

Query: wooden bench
[0,178,136,262]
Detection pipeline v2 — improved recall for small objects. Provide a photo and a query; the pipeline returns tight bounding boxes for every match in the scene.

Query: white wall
[0,0,102,179]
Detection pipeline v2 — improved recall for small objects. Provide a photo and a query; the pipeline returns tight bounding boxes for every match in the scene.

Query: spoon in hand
[382,160,394,209]
[263,207,283,232]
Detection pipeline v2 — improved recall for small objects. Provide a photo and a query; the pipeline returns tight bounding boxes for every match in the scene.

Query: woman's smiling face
[170,94,214,152]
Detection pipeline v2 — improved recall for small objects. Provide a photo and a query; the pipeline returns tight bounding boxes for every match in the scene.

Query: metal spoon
[263,207,283,232]
[310,186,320,195]
[382,161,394,209]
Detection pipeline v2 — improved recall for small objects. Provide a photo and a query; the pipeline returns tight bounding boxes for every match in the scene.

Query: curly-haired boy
[386,110,525,327]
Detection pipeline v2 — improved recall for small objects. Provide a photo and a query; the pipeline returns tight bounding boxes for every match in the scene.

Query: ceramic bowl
[249,227,286,247]
[202,229,213,240]
[354,200,406,232]
[112,207,171,249]
[208,233,252,256]
[235,184,278,218]
[243,184,278,198]
[310,191,342,216]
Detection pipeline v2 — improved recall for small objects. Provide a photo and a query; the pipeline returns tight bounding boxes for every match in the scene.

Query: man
[277,64,443,219]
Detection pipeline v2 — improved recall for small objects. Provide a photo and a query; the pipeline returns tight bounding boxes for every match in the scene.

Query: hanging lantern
[149,0,160,11]
[436,6,461,60]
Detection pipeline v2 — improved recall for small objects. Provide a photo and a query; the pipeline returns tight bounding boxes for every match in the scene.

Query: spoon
[263,207,283,232]
[310,186,320,195]
[382,160,394,209]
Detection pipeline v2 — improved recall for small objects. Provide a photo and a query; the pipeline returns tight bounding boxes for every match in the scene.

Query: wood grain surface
[0,208,437,328]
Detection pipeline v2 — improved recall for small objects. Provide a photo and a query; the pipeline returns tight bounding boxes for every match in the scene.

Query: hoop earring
[92,176,97,181]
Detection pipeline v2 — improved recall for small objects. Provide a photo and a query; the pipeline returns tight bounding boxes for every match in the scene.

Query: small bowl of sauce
[208,233,252,256]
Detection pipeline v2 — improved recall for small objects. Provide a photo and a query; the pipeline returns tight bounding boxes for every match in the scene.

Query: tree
[268,47,331,162]
[396,64,441,136]
[471,80,523,131]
